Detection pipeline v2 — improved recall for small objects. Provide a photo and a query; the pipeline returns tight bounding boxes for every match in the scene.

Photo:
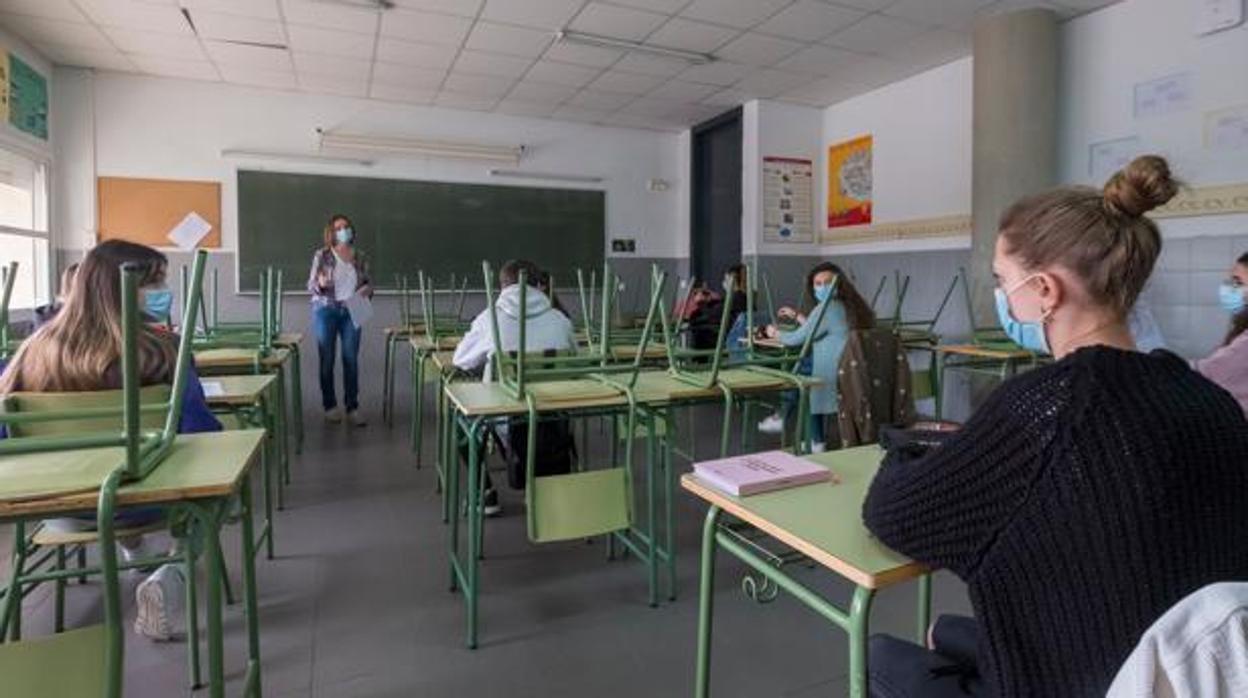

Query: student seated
[688,264,749,350]
[33,262,78,328]
[0,240,221,642]
[1193,251,1248,418]
[453,260,579,515]
[756,263,874,451]
[861,156,1248,697]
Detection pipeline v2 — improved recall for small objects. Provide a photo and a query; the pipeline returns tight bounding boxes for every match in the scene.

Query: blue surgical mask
[335,226,354,244]
[994,279,1049,354]
[813,284,832,303]
[1219,283,1246,314]
[144,288,174,321]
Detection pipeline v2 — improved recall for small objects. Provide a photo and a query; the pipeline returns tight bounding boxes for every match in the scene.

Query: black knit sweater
[863,346,1248,697]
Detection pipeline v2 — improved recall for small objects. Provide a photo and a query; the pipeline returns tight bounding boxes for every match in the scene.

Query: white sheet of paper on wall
[1206,105,1248,151]
[1088,136,1144,183]
[167,211,213,250]
[1134,73,1194,119]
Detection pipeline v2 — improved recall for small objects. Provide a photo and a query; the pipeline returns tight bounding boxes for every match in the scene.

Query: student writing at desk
[0,240,222,642]
[861,156,1248,697]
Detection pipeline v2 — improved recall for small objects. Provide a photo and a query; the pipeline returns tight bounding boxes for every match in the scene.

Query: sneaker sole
[134,578,173,641]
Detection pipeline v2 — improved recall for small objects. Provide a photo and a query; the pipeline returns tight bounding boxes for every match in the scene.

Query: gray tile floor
[12,381,971,697]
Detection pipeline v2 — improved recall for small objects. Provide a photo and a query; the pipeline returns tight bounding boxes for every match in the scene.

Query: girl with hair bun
[861,156,1248,697]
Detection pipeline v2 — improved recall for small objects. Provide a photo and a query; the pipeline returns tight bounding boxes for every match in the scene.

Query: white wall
[742,99,823,257]
[54,69,685,260]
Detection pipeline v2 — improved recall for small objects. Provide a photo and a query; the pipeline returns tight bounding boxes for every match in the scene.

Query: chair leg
[185,543,202,690]
[1,522,29,643]
[54,546,66,633]
[220,553,236,606]
[77,546,87,584]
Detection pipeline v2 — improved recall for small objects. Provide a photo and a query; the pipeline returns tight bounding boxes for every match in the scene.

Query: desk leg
[413,352,426,468]
[260,394,276,558]
[193,501,226,698]
[289,346,304,455]
[465,418,483,649]
[448,414,462,591]
[694,505,723,698]
[409,345,420,455]
[383,333,394,427]
[239,480,264,697]
[848,586,876,698]
[934,351,946,421]
[916,573,932,645]
[645,409,658,608]
[663,409,677,602]
[718,388,734,458]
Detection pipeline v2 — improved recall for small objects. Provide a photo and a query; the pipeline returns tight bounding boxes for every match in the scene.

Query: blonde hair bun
[1103,154,1179,218]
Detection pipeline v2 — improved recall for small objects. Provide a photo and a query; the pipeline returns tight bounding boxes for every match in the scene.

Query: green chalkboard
[237,169,605,292]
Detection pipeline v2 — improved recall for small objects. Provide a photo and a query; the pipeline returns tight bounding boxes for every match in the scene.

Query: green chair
[0,260,17,359]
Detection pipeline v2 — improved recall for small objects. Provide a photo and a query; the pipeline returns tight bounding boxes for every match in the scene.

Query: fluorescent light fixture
[489,169,604,184]
[221,148,374,167]
[556,29,715,65]
[318,129,524,164]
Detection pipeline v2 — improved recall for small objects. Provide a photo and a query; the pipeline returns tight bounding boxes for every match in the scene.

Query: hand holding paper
[345,292,373,329]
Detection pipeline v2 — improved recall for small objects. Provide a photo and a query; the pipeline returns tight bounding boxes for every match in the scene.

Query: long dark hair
[1225,251,1248,346]
[804,261,874,330]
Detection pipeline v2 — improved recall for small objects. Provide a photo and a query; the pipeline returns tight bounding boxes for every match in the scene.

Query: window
[0,145,50,311]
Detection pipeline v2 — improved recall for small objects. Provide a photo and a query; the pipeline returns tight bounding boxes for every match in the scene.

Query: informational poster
[827,135,872,229]
[1133,72,1194,119]
[762,156,813,243]
[8,53,47,140]
[1088,136,1144,182]
[1206,104,1248,151]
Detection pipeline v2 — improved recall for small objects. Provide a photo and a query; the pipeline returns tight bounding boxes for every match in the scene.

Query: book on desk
[693,450,834,497]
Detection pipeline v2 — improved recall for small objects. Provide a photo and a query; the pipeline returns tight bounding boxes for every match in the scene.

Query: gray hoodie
[452,284,578,380]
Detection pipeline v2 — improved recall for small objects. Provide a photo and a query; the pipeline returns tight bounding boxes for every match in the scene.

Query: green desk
[684,445,930,698]
[929,343,1039,419]
[408,335,462,463]
[196,347,294,483]
[203,374,281,558]
[0,431,267,698]
[381,324,421,427]
[272,332,304,454]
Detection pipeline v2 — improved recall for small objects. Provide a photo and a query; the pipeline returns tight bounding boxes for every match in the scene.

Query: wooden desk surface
[935,343,1033,360]
[194,346,292,369]
[274,332,303,347]
[608,343,670,360]
[202,374,277,407]
[681,446,924,589]
[0,430,265,517]
[429,350,457,372]
[408,335,462,352]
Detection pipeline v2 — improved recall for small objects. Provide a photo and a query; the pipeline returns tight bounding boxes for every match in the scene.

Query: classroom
[1,0,1247,696]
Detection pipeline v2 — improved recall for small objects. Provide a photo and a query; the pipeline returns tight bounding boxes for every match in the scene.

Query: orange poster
[827,135,872,228]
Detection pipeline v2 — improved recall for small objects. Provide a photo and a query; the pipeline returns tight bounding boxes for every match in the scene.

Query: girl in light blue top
[758,262,875,451]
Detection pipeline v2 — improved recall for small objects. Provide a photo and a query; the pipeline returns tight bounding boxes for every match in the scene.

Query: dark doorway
[690,108,742,288]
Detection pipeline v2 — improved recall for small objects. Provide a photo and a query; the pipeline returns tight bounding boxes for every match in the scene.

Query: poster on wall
[1133,72,1194,119]
[1088,135,1144,182]
[762,156,814,243]
[8,53,46,140]
[1206,104,1248,151]
[827,135,872,229]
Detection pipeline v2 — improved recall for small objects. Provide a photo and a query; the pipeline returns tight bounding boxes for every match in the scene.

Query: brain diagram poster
[827,135,872,228]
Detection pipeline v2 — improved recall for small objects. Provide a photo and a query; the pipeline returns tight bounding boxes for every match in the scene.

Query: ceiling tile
[187,11,285,45]
[523,59,600,87]
[778,75,864,107]
[824,13,927,54]
[443,71,514,97]
[646,18,739,53]
[103,27,207,60]
[299,73,367,97]
[180,0,280,20]
[677,59,752,86]
[587,69,665,95]
[369,81,437,104]
[380,9,472,46]
[387,0,484,17]
[287,23,374,58]
[569,3,669,41]
[669,102,723,123]
[0,0,85,22]
[679,0,790,30]
[601,111,678,131]
[700,87,753,107]
[566,89,634,110]
[883,0,996,28]
[602,0,688,12]
[775,44,861,74]
[541,41,623,68]
[34,43,136,71]
[130,55,220,80]
[218,64,298,88]
[619,97,674,116]
[734,68,810,97]
[204,39,294,70]
[505,80,579,103]
[372,61,446,88]
[434,90,500,111]
[754,1,865,42]
[714,32,803,67]
[0,13,114,51]
[453,50,535,78]
[376,37,458,69]
[293,52,372,80]
[978,0,1079,21]
[878,27,970,70]
[494,99,558,117]
[464,21,554,58]
[826,0,900,10]
[479,0,585,30]
[552,104,610,123]
[644,79,719,103]
[279,0,379,34]
[76,0,192,33]
[611,52,689,78]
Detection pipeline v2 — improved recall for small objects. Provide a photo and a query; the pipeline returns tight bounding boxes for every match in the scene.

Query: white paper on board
[167,211,213,250]
[201,381,225,398]
[345,293,373,328]
[1088,136,1144,182]
[1134,73,1194,119]
[1206,105,1248,151]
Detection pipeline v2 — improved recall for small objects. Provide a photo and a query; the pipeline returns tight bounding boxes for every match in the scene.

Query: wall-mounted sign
[827,135,872,228]
[762,156,813,243]
[7,52,46,140]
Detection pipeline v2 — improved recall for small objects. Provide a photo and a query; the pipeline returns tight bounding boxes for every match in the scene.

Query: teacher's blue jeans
[313,305,361,412]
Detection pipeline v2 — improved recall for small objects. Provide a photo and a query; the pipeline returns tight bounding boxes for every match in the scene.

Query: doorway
[690,108,742,288]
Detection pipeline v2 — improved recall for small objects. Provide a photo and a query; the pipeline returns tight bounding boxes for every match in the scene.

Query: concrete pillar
[970,9,1059,326]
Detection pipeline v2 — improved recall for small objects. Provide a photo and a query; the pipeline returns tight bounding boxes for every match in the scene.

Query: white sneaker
[757,414,784,434]
[810,442,826,453]
[348,410,367,427]
[118,536,155,575]
[134,564,185,641]
[325,407,343,423]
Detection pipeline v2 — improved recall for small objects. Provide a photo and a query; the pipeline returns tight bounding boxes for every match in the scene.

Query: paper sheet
[345,293,373,329]
[1207,104,1248,151]
[201,381,225,398]
[167,211,213,250]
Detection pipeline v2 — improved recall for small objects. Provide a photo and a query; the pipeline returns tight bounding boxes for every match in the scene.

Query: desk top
[681,446,924,589]
[429,351,457,372]
[0,430,265,517]
[935,343,1033,360]
[194,346,291,369]
[274,332,303,347]
[409,335,463,352]
[202,374,277,407]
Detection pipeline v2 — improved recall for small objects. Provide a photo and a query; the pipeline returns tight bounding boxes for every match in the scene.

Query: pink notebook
[693,450,834,497]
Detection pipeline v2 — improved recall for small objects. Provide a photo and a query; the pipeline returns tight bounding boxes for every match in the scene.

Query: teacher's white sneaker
[349,410,367,427]
[325,407,343,423]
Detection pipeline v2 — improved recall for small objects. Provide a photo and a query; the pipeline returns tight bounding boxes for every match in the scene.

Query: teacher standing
[308,213,372,426]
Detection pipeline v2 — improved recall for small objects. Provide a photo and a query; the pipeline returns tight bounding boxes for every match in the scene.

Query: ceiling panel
[375,37,458,69]
[369,81,437,104]
[217,64,298,88]
[612,52,689,77]
[287,23,374,59]
[604,0,687,11]
[34,43,136,71]
[479,0,586,30]
[495,98,559,117]
[443,71,515,97]
[677,60,752,86]
[178,0,281,21]
[380,9,473,46]
[679,0,791,30]
[524,59,601,87]
[298,73,367,97]
[279,0,379,34]
[829,0,903,10]
[464,21,554,57]
[541,41,624,68]
[129,54,220,80]
[434,90,501,111]
[587,69,666,95]
[453,49,536,78]
[0,0,85,22]
[644,79,719,103]
[754,1,865,42]
[76,0,192,34]
[552,104,610,123]
[714,32,804,67]
[824,13,927,54]
[371,61,447,88]
[733,68,810,97]
[0,13,115,50]
[505,80,579,103]
[103,27,207,60]
[646,18,739,53]
[187,11,285,45]
[700,87,756,106]
[204,39,294,70]
[293,52,372,80]
[775,44,862,75]
[569,3,669,41]
[565,89,634,110]
[883,0,997,28]
[387,0,484,17]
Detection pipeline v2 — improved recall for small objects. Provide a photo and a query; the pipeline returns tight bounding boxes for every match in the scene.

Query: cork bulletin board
[97,176,222,248]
